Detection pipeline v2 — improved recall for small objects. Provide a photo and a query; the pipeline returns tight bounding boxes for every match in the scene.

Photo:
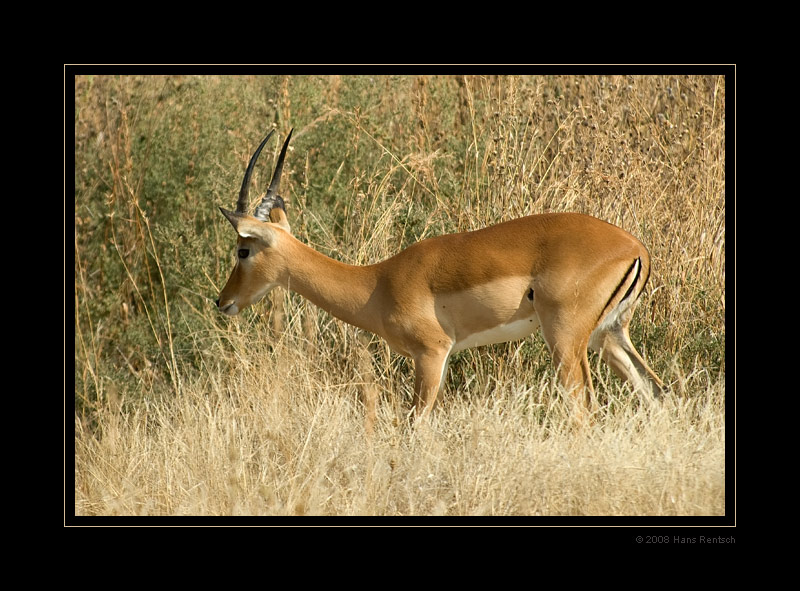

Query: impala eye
[238,248,249,259]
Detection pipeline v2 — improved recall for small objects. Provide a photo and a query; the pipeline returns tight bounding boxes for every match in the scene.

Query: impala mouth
[218,300,239,316]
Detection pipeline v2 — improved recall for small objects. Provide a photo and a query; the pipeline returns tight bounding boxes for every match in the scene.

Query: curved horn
[253,128,293,221]
[236,129,275,214]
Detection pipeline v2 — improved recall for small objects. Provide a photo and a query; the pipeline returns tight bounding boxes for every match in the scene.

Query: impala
[217,128,665,421]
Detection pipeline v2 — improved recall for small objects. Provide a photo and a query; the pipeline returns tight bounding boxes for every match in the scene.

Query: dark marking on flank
[527,288,534,301]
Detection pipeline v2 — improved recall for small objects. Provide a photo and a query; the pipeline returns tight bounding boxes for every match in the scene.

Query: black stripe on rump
[598,257,642,324]
[621,257,642,303]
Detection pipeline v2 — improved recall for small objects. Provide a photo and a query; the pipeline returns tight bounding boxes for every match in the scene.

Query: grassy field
[72,72,728,519]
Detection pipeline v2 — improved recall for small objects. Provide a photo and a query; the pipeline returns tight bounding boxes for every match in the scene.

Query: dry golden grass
[72,72,728,520]
[75,333,724,517]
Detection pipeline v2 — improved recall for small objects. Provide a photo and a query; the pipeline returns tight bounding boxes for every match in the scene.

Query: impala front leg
[411,347,452,419]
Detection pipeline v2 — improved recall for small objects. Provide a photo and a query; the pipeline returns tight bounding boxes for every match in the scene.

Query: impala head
[216,129,294,316]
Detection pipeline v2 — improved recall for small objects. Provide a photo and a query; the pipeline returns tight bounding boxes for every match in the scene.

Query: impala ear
[268,198,292,234]
[219,207,277,245]
[220,207,244,231]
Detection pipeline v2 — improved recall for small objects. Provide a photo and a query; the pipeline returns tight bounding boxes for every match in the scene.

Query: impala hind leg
[591,326,665,400]
[553,343,597,423]
[539,316,598,422]
[589,293,665,400]
[411,348,451,419]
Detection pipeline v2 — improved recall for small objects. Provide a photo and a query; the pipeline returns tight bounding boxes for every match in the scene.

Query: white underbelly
[451,314,540,353]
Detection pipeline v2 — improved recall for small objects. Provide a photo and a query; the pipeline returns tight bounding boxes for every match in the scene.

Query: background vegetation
[73,73,727,517]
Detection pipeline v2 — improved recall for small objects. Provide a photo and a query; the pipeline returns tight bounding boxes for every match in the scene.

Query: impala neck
[280,234,381,335]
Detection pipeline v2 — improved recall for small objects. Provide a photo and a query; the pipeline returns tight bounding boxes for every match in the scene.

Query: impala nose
[217,299,239,315]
